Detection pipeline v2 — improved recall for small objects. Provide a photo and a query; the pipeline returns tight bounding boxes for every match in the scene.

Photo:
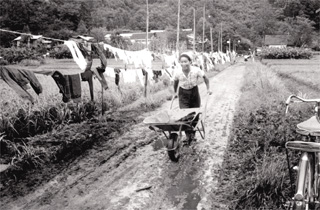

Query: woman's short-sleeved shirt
[174,66,205,90]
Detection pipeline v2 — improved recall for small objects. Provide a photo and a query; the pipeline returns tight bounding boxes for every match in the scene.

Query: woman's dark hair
[179,54,192,62]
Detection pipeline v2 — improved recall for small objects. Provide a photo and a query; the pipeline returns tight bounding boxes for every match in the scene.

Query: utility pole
[210,27,213,52]
[202,2,206,52]
[176,0,181,53]
[220,23,223,52]
[146,0,149,49]
[193,7,196,52]
[218,30,220,52]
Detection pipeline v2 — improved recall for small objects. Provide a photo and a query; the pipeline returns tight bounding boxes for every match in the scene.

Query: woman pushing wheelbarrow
[144,52,212,162]
[173,53,212,145]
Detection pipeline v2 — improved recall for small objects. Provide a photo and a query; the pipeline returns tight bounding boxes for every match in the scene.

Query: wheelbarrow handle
[170,94,177,110]
[201,93,211,126]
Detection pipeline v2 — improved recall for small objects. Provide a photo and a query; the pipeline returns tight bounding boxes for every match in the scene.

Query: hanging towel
[144,68,154,84]
[121,70,137,84]
[0,66,42,103]
[52,71,81,103]
[104,67,116,78]
[136,69,145,86]
[64,41,87,71]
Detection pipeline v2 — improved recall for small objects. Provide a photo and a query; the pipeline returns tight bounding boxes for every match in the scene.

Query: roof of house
[76,35,94,41]
[264,35,290,45]
[14,35,43,41]
[130,32,158,40]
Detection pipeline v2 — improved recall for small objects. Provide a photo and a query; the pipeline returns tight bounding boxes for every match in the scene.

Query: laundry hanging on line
[34,69,94,102]
[103,44,153,70]
[64,41,109,90]
[121,70,137,84]
[64,41,87,71]
[51,71,81,103]
[104,67,156,87]
[0,66,42,104]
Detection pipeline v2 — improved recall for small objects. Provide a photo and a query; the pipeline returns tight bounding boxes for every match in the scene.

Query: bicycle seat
[296,116,320,136]
[286,141,320,153]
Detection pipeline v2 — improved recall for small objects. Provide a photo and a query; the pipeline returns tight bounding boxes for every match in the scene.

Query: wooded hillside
[0,0,319,49]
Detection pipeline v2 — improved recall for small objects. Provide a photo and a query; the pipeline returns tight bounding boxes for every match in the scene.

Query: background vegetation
[0,0,319,51]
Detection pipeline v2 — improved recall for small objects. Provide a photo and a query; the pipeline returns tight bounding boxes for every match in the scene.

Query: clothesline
[0,28,66,42]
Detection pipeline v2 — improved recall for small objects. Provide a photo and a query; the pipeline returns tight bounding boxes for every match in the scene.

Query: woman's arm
[174,79,179,96]
[203,75,212,95]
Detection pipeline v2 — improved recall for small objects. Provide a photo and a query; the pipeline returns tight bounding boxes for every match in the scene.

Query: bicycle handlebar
[285,95,320,115]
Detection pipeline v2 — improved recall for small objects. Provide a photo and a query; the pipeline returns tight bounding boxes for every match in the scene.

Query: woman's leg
[178,87,193,143]
[191,86,201,108]
[190,86,201,140]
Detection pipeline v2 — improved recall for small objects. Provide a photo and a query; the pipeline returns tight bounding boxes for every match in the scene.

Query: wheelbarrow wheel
[167,133,179,162]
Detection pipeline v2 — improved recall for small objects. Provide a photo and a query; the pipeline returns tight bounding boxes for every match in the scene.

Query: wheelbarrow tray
[143,108,202,132]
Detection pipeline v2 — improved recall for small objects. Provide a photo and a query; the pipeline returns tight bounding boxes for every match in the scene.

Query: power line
[0,28,66,42]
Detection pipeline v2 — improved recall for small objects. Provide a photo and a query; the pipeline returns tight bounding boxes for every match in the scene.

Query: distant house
[264,35,291,48]
[130,32,159,44]
[104,29,192,46]
[13,35,53,48]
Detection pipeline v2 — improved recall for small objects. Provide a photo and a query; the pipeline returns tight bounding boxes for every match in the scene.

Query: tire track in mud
[2,64,246,210]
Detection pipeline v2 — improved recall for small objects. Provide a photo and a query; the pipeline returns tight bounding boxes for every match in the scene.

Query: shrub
[20,59,42,66]
[0,46,45,64]
[0,58,9,65]
[49,44,72,59]
[259,47,312,59]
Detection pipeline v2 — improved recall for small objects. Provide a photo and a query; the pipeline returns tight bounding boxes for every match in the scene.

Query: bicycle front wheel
[294,152,315,210]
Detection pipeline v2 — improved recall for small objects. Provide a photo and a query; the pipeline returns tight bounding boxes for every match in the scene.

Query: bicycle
[285,95,320,210]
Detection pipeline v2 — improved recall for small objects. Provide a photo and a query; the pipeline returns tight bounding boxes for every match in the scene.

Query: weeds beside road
[216,60,319,209]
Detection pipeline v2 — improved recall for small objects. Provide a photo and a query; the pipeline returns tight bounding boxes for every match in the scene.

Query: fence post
[144,71,148,98]
[101,84,105,115]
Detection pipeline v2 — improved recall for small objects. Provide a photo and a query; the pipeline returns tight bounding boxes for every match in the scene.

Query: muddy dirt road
[2,64,246,210]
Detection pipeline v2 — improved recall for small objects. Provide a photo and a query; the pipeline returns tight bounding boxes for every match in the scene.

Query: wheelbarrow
[143,95,209,162]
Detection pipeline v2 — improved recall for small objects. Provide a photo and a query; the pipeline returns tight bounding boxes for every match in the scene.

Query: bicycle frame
[285,95,320,209]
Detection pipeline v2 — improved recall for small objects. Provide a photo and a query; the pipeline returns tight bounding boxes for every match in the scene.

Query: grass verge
[214,62,318,209]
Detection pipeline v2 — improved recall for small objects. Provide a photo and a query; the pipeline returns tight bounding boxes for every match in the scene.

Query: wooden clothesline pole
[144,70,148,98]
[0,28,66,42]
[101,84,105,115]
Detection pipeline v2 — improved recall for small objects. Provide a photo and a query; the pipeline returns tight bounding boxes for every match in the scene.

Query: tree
[90,27,108,42]
[76,20,88,35]
[109,32,130,49]
[286,16,316,47]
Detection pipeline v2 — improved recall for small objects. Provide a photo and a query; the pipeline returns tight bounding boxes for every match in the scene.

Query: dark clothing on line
[91,43,108,90]
[0,66,42,103]
[81,70,94,101]
[153,70,162,78]
[142,69,147,76]
[153,70,162,82]
[52,71,81,103]
[114,68,121,86]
